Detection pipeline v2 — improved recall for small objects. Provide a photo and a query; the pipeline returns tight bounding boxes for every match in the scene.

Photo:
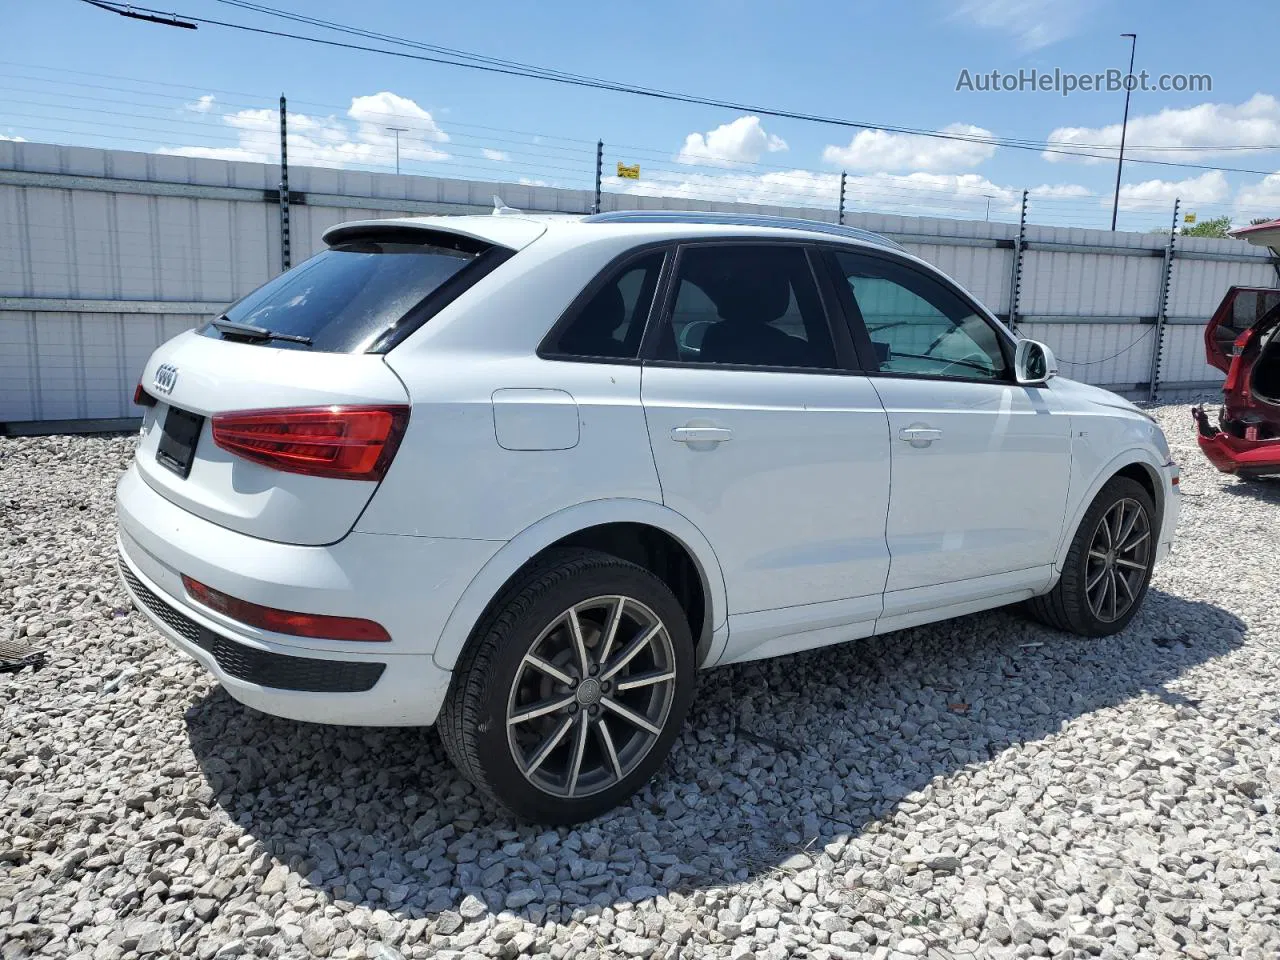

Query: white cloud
[677,116,788,167]
[602,166,1088,221]
[1116,170,1229,210]
[1028,183,1093,199]
[1235,173,1280,219]
[0,133,27,142]
[185,95,216,113]
[1045,94,1280,163]
[822,123,996,172]
[953,0,1096,51]
[482,148,511,161]
[160,91,450,168]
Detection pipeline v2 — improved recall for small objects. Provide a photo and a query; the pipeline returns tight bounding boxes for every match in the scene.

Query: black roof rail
[583,210,906,251]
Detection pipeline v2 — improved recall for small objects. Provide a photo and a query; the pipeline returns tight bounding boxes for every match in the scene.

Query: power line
[76,0,1280,176]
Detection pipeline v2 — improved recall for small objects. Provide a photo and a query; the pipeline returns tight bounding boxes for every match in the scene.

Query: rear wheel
[438,549,695,823]
[1026,477,1157,637]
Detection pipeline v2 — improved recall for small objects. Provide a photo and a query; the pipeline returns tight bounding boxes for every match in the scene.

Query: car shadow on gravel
[183,586,1244,922]
[1217,475,1280,504]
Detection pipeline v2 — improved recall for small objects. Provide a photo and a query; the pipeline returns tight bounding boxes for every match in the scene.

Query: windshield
[200,239,478,352]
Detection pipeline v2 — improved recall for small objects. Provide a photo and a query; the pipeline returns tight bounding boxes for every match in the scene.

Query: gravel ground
[2,403,1278,960]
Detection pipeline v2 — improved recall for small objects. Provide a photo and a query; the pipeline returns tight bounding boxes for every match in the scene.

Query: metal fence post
[1007,189,1028,334]
[1147,197,1180,402]
[838,171,847,225]
[278,94,290,271]
[592,140,603,214]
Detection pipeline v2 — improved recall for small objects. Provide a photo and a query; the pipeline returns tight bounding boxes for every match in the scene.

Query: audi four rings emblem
[153,363,178,395]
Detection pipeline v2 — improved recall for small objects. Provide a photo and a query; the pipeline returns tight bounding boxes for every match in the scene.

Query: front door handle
[671,425,733,445]
[899,426,942,446]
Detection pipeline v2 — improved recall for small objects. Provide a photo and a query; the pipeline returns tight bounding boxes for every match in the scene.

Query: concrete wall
[3,141,1276,426]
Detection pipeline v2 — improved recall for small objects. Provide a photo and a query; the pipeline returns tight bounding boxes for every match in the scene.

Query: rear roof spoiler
[322,216,547,252]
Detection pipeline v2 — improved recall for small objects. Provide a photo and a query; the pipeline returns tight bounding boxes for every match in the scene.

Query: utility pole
[386,127,408,174]
[1110,33,1138,231]
[593,140,603,215]
[278,95,290,271]
[983,195,994,221]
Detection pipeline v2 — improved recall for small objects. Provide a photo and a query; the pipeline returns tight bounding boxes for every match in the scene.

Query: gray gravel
[2,403,1279,960]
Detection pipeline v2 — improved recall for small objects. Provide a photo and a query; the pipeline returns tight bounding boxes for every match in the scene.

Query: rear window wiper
[210,316,313,346]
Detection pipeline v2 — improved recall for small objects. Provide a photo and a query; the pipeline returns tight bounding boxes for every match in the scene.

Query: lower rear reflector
[181,576,391,642]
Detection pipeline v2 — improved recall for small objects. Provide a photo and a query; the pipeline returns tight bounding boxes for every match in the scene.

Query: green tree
[1181,215,1232,238]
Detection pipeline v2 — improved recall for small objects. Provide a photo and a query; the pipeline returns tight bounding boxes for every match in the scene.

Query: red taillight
[181,575,391,642]
[211,405,409,481]
[134,381,156,407]
[1224,329,1257,393]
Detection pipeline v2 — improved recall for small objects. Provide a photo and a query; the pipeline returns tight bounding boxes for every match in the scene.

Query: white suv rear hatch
[132,216,545,545]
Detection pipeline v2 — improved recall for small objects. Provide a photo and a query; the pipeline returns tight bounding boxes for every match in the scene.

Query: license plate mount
[155,406,205,479]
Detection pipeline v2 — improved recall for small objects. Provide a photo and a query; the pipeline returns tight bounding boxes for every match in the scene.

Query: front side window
[545,251,664,360]
[659,245,836,370]
[833,251,1008,381]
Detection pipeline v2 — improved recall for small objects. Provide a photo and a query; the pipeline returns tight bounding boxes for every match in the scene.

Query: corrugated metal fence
[2,140,1276,429]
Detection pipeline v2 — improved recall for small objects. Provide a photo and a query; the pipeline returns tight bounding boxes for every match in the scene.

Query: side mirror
[1015,339,1058,385]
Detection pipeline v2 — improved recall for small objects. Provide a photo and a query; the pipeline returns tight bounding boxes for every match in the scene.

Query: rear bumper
[116,463,501,725]
[1193,419,1280,477]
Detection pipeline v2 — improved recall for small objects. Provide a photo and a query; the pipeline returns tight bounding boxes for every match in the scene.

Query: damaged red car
[1192,284,1280,478]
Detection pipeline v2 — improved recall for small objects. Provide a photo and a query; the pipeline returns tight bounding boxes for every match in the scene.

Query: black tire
[1026,477,1157,638]
[437,548,695,823]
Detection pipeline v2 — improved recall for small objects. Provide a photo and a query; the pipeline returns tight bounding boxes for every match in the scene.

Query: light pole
[1110,33,1137,232]
[385,126,408,174]
[983,194,994,221]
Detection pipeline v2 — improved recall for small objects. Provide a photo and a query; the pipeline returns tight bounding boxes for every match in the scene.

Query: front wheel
[438,549,695,823]
[1026,477,1157,637]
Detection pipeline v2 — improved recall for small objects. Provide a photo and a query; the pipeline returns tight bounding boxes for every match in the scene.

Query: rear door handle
[899,426,942,445]
[671,425,733,444]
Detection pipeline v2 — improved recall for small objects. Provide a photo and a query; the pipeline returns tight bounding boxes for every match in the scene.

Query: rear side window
[200,238,484,353]
[544,251,664,360]
[658,245,837,370]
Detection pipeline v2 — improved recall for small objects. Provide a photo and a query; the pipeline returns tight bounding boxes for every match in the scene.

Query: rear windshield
[199,238,481,353]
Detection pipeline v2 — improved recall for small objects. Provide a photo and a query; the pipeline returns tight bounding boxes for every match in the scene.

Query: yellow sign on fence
[1184,213,1197,224]
[616,162,640,180]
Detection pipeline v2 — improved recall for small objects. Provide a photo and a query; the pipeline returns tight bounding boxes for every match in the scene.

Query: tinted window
[660,245,836,370]
[547,252,664,359]
[200,239,480,353]
[834,251,1008,381]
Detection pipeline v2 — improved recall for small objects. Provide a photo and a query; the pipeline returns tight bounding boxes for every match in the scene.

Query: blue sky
[4,0,1280,230]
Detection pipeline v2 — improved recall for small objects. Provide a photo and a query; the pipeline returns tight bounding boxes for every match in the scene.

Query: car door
[825,247,1072,628]
[639,241,892,661]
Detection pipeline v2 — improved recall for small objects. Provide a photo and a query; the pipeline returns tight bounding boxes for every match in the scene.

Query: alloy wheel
[505,595,678,798]
[1084,497,1151,623]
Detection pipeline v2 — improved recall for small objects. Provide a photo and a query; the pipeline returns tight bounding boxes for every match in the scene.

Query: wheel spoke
[1090,564,1112,616]
[1086,561,1109,592]
[615,669,677,693]
[523,653,575,687]
[523,715,573,775]
[565,715,590,796]
[602,623,662,681]
[566,605,591,676]
[1120,529,1150,552]
[1115,502,1140,547]
[595,718,623,782]
[1096,514,1113,550]
[1115,556,1147,571]
[1116,569,1136,603]
[508,694,575,726]
[1106,570,1119,620]
[1088,548,1109,562]
[601,696,662,735]
[1110,502,1126,547]
[597,597,626,665]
